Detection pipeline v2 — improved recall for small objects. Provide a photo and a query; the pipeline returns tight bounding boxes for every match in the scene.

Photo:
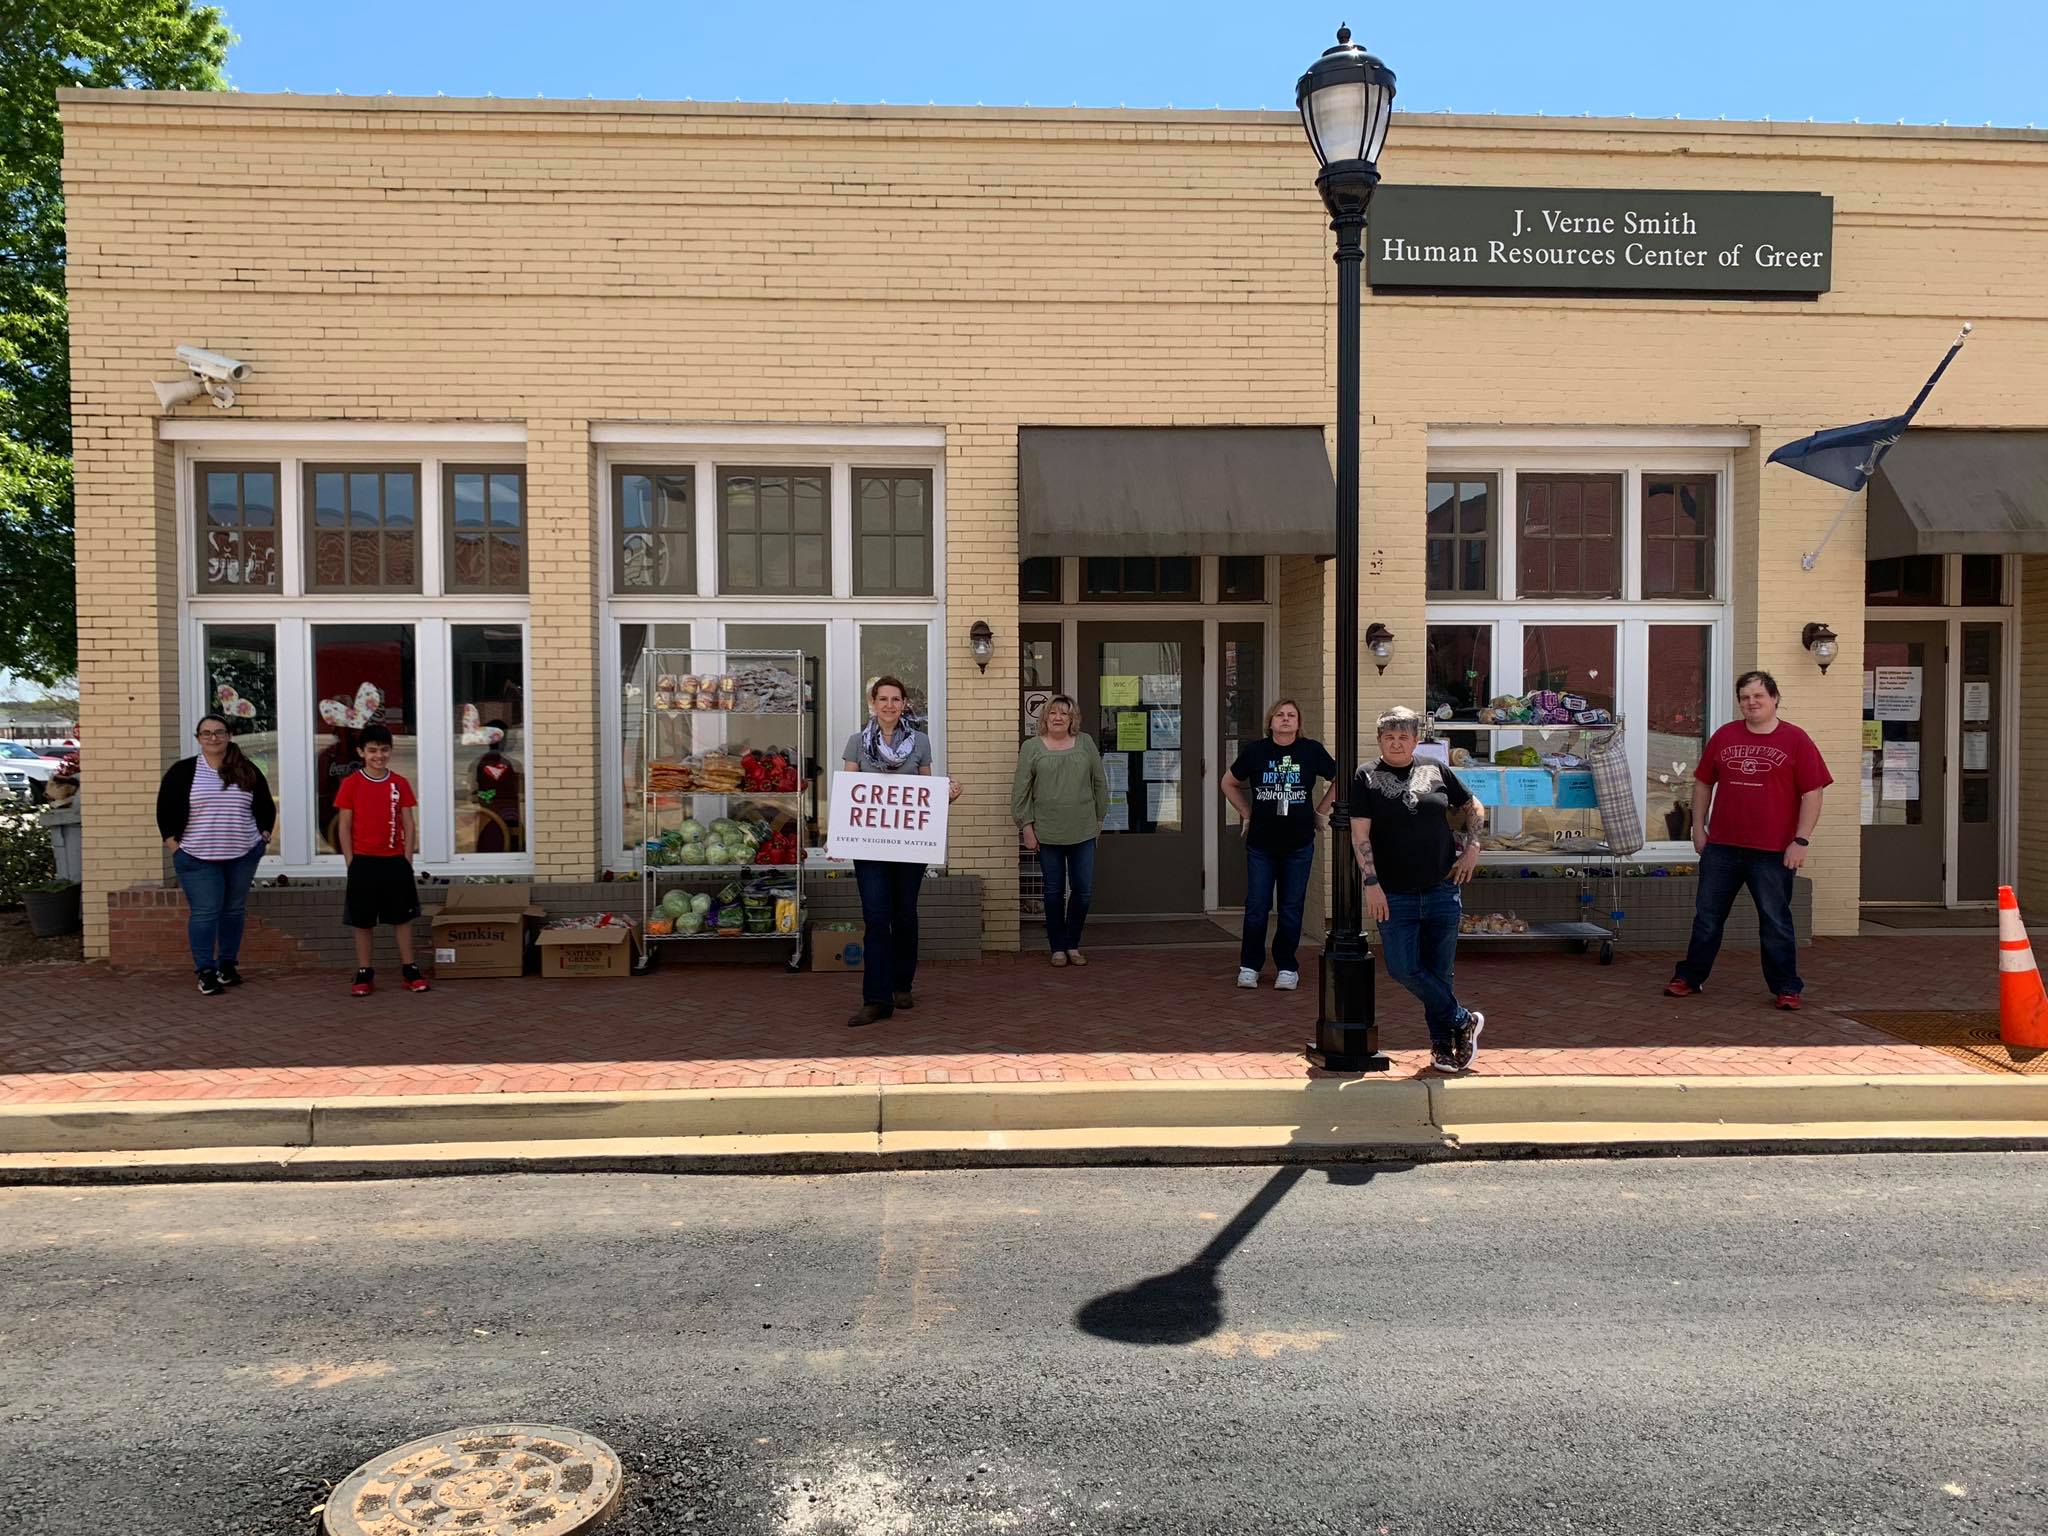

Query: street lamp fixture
[969,620,995,673]
[1298,25,1395,1074]
[1365,622,1396,674]
[1802,621,1839,674]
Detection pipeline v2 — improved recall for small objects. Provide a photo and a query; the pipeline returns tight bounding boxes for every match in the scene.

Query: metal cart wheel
[1599,941,1615,965]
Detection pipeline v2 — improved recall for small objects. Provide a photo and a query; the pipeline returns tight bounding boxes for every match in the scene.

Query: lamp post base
[1306,947,1389,1073]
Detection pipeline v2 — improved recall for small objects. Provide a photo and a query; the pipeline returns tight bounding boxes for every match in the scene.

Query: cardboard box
[428,883,546,979]
[537,921,640,979]
[812,921,864,972]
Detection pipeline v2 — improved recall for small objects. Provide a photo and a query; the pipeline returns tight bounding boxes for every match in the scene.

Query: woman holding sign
[842,676,961,1028]
[1012,694,1110,967]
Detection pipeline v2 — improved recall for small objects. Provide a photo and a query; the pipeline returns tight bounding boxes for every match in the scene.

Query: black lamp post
[1298,25,1395,1073]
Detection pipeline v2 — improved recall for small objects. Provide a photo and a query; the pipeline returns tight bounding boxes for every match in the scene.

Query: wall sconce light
[969,620,995,673]
[1801,621,1840,674]
[1365,622,1396,675]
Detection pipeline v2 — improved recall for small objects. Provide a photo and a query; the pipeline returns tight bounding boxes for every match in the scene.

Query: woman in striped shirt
[156,713,277,996]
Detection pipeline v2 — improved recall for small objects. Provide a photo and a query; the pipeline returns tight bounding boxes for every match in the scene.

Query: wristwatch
[1792,837,1810,847]
[1361,875,1381,887]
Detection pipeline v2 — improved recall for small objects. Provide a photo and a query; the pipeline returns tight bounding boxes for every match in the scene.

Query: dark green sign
[1366,185,1833,295]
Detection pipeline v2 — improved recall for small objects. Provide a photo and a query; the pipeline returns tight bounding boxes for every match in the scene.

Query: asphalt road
[3,1154,2043,1535]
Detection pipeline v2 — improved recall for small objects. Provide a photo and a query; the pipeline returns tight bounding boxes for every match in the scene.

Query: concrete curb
[0,1074,2042,1183]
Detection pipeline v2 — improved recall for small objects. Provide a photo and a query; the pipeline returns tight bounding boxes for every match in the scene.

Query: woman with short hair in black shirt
[1221,698,1337,991]
[1349,705,1488,1072]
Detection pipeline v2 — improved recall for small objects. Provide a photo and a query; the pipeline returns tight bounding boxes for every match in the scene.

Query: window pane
[1459,482,1489,535]
[622,474,652,531]
[727,622,829,829]
[1426,539,1455,594]
[348,473,380,528]
[724,534,758,590]
[895,476,925,530]
[1020,557,1059,599]
[206,473,239,524]
[488,473,521,529]
[1962,553,2003,606]
[451,531,487,587]
[1084,557,1120,596]
[452,473,486,528]
[243,472,276,527]
[793,533,827,591]
[1646,626,1712,843]
[384,473,415,528]
[307,468,420,591]
[1865,555,1943,606]
[1426,625,1492,718]
[1122,558,1158,594]
[452,625,526,855]
[860,479,891,534]
[312,624,418,855]
[203,625,278,819]
[488,531,522,588]
[314,473,345,528]
[1220,555,1264,601]
[1523,624,1617,712]
[619,622,692,858]
[1160,557,1195,595]
[1460,538,1487,594]
[1426,480,1455,536]
[860,624,931,733]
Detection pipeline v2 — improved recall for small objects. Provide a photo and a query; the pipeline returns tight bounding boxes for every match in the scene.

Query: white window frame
[173,428,534,877]
[1428,444,1734,862]
[595,431,948,869]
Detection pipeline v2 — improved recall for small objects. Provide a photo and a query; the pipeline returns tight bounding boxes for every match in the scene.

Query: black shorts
[343,854,420,928]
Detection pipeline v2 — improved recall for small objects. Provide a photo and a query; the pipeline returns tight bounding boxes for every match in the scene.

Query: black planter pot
[23,881,82,938]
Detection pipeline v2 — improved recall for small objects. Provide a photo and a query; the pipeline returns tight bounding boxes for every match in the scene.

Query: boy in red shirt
[335,723,430,996]
[1666,670,1832,1008]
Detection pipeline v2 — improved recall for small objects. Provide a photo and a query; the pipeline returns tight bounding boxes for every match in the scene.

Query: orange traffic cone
[1996,886,2048,1047]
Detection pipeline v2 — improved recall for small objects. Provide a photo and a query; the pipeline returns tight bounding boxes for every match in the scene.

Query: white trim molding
[592,423,947,449]
[161,420,527,443]
[1427,425,1752,450]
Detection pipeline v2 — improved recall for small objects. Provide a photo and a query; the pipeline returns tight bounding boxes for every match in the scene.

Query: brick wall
[107,872,985,971]
[59,94,2048,954]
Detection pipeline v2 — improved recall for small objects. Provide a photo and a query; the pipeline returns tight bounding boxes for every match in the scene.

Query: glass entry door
[1078,622,1205,914]
[1861,621,1945,903]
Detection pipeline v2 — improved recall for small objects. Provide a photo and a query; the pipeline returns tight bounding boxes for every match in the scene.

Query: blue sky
[215,1,2043,128]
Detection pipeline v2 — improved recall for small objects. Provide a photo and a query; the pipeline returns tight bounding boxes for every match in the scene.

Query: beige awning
[1018,427,1336,558]
[1868,430,2048,559]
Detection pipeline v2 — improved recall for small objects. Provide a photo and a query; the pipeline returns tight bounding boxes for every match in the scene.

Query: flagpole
[1799,322,1973,571]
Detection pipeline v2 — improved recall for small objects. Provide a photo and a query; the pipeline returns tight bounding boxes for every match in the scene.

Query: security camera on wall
[152,345,253,411]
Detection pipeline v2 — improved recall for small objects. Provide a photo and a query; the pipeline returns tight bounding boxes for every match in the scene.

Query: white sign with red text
[826,771,949,864]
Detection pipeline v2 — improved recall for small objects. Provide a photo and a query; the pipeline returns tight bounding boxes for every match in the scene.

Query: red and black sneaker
[1774,992,1803,1011]
[401,964,431,994]
[350,968,375,997]
[1664,978,1701,998]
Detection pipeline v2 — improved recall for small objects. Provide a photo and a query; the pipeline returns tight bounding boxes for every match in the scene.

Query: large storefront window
[619,622,693,858]
[1645,625,1712,843]
[857,623,931,732]
[313,623,418,854]
[451,624,526,854]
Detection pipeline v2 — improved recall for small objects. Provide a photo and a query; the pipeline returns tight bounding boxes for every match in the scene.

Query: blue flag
[1769,326,1971,491]
[1766,415,1910,491]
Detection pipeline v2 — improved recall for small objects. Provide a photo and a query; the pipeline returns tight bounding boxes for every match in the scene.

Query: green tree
[1,1,232,682]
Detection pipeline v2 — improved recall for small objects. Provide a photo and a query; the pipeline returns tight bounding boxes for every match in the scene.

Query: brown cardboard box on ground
[537,921,640,979]
[811,921,863,972]
[428,884,546,979]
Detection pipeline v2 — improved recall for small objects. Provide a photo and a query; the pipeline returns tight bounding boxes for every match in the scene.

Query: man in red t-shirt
[1666,670,1832,1008]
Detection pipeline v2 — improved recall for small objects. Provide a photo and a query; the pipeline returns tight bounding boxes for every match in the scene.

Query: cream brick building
[58,90,2048,966]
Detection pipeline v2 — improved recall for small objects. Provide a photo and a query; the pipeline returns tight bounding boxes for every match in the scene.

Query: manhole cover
[324,1423,622,1535]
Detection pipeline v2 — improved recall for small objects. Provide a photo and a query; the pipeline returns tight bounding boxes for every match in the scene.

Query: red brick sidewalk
[0,936,1991,1105]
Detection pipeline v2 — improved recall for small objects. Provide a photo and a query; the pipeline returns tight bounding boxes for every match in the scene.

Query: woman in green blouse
[1012,695,1110,966]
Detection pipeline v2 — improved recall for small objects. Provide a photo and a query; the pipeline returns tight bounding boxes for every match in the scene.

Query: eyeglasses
[195,730,230,740]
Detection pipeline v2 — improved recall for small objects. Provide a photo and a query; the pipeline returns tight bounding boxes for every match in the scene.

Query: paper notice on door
[1140,673,1181,706]
[1103,754,1129,792]
[1859,756,1875,825]
[1101,792,1130,832]
[1116,711,1148,751]
[1873,666,1922,721]
[1963,730,1990,771]
[1145,781,1180,823]
[1149,709,1182,750]
[1881,741,1920,776]
[1861,719,1883,750]
[1141,749,1181,782]
[1100,675,1140,707]
[1862,671,1876,711]
[1882,767,1920,802]
[1964,681,1992,722]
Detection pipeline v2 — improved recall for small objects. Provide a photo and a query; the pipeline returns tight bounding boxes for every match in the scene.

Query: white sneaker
[1236,967,1259,988]
[1275,970,1300,991]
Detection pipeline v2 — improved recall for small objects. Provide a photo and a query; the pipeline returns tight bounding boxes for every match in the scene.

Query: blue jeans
[171,844,265,975]
[1036,839,1097,953]
[853,859,926,1006]
[1378,880,1472,1055]
[1241,843,1315,974]
[1675,842,1802,996]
